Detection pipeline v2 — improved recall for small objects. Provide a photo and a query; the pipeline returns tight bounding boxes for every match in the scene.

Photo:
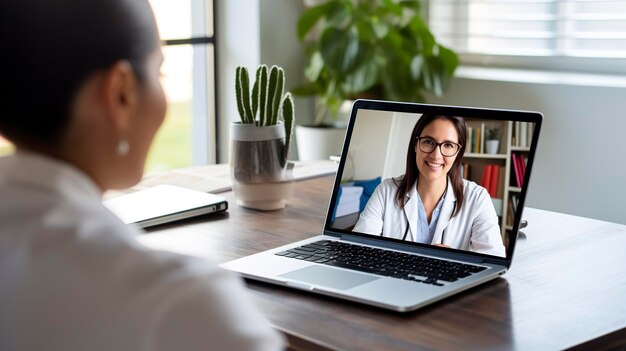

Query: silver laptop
[221,100,542,312]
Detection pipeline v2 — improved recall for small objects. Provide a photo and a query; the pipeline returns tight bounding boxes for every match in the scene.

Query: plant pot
[295,124,346,161]
[485,139,500,154]
[230,122,294,210]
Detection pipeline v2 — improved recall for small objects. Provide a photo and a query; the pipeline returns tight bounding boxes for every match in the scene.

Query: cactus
[252,66,261,121]
[234,65,295,163]
[235,67,253,123]
[282,92,294,161]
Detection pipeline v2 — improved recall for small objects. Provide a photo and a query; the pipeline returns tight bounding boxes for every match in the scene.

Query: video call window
[329,109,536,258]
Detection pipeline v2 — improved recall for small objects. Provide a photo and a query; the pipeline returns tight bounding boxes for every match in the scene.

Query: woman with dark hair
[353,114,505,257]
[0,1,283,350]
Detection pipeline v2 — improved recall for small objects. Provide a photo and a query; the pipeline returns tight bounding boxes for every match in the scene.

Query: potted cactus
[230,64,296,210]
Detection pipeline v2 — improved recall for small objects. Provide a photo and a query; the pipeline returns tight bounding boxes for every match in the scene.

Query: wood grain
[140,175,626,350]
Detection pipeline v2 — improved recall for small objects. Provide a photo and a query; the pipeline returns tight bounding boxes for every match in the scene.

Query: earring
[117,139,130,157]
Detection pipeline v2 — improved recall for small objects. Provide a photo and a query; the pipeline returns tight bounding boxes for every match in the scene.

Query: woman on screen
[353,114,505,257]
[0,0,282,349]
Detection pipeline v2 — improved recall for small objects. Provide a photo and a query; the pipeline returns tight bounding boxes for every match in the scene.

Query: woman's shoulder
[382,177,400,186]
[461,178,490,199]
[379,176,405,191]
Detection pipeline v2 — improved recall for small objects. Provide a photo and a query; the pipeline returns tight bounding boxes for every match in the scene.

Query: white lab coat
[353,177,506,257]
[0,151,284,351]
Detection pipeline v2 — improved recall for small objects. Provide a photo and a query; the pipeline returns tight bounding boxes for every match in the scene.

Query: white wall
[344,109,391,181]
[344,110,423,182]
[216,0,261,163]
[428,69,626,225]
[216,0,308,163]
[218,4,626,225]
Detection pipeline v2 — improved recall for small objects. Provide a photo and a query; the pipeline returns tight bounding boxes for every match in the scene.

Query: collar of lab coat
[1,150,102,204]
[403,177,456,243]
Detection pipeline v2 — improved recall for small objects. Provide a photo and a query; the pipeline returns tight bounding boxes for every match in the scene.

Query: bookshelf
[462,119,534,237]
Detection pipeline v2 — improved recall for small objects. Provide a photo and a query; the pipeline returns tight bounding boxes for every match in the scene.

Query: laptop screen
[325,100,542,262]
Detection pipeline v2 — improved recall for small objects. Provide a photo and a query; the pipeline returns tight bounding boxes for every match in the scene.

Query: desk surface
[139,174,626,350]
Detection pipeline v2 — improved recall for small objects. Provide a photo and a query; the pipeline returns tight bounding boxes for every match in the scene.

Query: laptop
[221,99,542,312]
[105,184,228,228]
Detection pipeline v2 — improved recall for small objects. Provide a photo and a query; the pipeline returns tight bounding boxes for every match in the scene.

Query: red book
[512,153,522,187]
[482,165,492,194]
[517,154,526,187]
[489,164,499,198]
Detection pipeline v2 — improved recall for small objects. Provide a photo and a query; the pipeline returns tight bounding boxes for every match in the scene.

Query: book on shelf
[507,193,520,227]
[461,163,470,180]
[520,121,527,147]
[497,166,505,198]
[517,153,527,186]
[468,127,479,153]
[477,127,481,153]
[510,194,519,214]
[480,123,485,153]
[489,165,499,198]
[492,198,503,217]
[512,153,524,187]
[481,164,492,195]
[511,121,533,148]
[527,123,534,147]
[467,126,485,154]
[480,164,500,198]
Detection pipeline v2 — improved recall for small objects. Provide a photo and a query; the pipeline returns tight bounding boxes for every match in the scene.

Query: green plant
[294,0,458,125]
[487,127,500,140]
[235,64,295,161]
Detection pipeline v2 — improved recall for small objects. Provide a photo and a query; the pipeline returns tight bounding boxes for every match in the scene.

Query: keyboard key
[288,248,317,256]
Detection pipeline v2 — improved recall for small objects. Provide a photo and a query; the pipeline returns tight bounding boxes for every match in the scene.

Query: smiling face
[415,118,460,186]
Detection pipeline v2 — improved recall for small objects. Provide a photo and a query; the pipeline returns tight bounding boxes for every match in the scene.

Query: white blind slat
[429,0,626,61]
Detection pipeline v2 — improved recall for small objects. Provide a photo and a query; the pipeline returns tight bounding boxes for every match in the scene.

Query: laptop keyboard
[275,240,487,286]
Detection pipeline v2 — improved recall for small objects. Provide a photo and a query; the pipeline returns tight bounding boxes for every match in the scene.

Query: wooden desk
[138,175,626,350]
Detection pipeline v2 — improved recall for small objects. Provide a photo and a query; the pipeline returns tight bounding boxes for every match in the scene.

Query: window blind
[429,0,626,59]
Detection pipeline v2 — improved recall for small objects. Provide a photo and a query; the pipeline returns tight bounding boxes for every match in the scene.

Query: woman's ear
[100,60,139,135]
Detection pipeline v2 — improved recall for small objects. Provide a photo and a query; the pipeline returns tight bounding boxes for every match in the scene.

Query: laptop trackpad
[280,265,379,290]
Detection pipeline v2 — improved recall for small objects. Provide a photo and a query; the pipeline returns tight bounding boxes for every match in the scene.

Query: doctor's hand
[433,244,451,248]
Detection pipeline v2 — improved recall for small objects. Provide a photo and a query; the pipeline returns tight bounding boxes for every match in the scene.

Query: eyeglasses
[416,137,462,157]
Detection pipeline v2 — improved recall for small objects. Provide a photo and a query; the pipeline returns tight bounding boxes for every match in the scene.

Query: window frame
[160,0,218,165]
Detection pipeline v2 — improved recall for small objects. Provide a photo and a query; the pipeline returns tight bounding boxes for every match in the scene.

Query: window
[0,1,218,168]
[428,0,626,73]
[146,0,217,172]
[0,136,13,156]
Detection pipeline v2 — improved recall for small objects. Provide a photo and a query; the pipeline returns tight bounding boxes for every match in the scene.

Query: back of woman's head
[0,0,158,147]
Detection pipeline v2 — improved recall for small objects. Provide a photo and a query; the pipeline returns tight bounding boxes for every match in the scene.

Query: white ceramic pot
[295,124,346,161]
[485,139,500,154]
[230,122,294,210]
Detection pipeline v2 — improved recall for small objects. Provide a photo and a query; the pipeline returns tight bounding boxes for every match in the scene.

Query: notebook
[104,184,228,228]
[221,99,542,312]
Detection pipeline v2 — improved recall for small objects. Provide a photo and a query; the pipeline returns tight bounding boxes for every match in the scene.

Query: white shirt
[353,177,506,257]
[0,151,284,351]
